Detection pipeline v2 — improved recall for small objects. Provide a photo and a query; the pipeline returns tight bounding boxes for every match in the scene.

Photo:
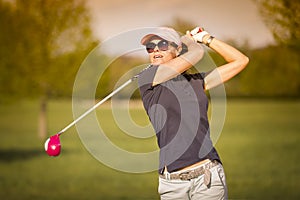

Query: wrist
[202,35,210,44]
[205,35,215,47]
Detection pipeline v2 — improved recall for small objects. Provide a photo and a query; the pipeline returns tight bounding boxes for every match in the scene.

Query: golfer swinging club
[137,27,249,199]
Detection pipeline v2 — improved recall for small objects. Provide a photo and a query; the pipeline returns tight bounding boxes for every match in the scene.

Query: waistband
[159,160,219,181]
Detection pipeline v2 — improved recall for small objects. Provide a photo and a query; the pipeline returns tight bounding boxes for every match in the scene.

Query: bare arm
[153,34,204,86]
[203,36,249,90]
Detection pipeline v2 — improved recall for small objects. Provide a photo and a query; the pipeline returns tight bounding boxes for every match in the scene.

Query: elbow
[238,55,249,70]
[243,55,250,66]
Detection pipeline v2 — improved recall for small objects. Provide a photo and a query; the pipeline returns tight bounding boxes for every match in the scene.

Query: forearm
[202,35,249,90]
[179,35,204,66]
[204,35,248,64]
[163,35,204,71]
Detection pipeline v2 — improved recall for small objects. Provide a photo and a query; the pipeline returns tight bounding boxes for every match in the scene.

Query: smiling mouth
[154,55,163,59]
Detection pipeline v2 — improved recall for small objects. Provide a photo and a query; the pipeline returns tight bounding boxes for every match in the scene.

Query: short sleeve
[193,72,206,79]
[137,65,158,96]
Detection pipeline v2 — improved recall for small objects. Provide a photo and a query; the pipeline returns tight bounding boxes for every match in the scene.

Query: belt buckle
[179,172,191,181]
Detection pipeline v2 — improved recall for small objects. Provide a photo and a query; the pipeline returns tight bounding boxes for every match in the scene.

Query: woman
[138,27,249,200]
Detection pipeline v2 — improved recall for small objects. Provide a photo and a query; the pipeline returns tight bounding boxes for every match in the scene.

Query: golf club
[44,67,148,157]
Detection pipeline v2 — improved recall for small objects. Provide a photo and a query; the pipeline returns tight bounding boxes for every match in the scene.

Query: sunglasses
[145,40,178,53]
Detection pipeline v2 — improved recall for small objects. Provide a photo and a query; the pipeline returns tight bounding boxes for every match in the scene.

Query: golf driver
[44,68,146,157]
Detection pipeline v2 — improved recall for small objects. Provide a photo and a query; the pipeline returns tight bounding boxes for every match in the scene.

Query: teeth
[154,55,162,59]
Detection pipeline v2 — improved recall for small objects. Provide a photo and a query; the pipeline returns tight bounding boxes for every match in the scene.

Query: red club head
[44,134,61,156]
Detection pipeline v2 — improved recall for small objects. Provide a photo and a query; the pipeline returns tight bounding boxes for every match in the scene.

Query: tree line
[0,0,299,138]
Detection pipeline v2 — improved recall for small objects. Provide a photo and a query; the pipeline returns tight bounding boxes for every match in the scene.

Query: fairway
[0,99,299,199]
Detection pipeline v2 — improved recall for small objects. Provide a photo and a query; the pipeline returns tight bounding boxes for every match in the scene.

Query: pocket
[216,165,227,187]
[158,177,173,195]
[158,177,190,197]
[158,177,165,194]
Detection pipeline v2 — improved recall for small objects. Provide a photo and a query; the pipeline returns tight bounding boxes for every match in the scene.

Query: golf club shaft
[58,76,137,135]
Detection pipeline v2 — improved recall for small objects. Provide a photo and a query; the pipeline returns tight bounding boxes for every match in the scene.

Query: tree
[0,0,97,139]
[252,0,300,96]
[255,0,300,48]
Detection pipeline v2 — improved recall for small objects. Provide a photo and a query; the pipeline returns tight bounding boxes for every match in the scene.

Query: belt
[159,160,219,181]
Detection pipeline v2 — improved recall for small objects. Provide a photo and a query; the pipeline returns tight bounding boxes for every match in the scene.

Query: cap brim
[140,34,163,45]
[140,27,182,47]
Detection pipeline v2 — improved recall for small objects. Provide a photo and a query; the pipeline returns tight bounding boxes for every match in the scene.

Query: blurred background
[0,0,299,199]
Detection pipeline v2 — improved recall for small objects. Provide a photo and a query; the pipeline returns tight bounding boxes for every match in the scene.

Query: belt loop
[205,161,210,170]
[205,160,214,169]
[165,171,171,180]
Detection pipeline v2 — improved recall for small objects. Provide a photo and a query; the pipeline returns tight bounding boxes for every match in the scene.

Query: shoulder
[138,65,157,84]
[137,65,158,94]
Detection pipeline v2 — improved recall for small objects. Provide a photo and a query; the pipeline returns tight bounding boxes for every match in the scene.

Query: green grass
[0,99,299,199]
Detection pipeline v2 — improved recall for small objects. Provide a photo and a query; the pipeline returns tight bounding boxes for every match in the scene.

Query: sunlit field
[0,99,299,199]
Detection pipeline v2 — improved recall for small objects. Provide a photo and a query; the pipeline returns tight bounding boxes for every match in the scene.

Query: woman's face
[147,39,178,65]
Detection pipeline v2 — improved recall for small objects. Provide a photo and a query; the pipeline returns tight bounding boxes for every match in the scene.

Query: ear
[176,46,183,57]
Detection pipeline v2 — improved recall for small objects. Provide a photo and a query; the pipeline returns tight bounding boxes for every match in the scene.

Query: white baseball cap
[140,27,182,47]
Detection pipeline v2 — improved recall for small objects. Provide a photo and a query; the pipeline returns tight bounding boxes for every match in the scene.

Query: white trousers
[158,163,228,200]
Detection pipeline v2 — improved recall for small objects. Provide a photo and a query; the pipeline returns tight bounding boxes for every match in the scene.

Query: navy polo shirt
[138,65,221,174]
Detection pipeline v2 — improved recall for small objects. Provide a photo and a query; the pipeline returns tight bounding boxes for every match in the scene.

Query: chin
[151,60,164,65]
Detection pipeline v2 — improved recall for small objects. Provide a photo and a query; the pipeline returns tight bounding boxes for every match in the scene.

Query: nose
[153,45,159,52]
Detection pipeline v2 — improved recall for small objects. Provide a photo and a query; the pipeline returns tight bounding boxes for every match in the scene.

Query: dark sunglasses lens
[158,40,169,51]
[146,40,170,53]
[146,43,155,53]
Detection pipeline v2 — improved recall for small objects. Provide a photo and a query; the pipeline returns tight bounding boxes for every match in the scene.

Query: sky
[86,0,275,49]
